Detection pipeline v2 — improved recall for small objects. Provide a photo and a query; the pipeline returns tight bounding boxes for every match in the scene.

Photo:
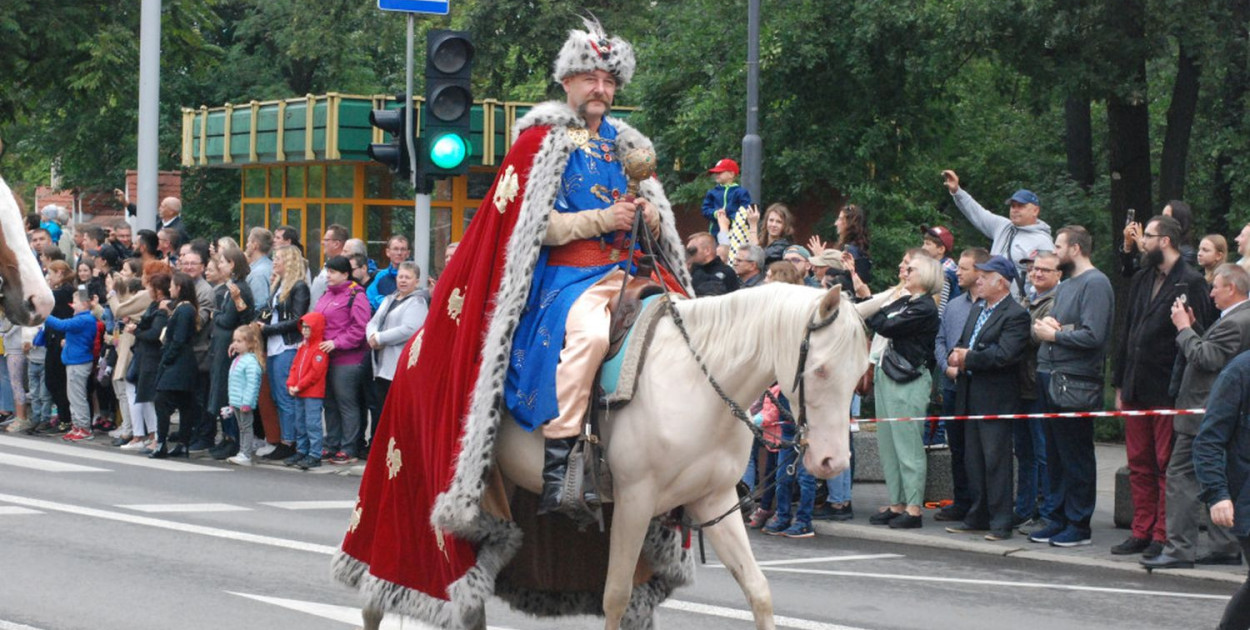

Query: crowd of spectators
[2,197,433,473]
[700,161,1250,563]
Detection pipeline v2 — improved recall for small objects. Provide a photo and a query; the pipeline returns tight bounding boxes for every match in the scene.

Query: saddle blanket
[598,294,666,407]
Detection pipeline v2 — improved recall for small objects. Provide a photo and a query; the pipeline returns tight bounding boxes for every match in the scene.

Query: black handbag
[880,341,923,384]
[1048,372,1103,411]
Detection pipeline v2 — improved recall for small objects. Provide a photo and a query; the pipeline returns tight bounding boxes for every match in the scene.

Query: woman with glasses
[853,251,943,529]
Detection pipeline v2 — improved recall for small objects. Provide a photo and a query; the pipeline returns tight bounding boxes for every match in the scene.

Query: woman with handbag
[854,251,943,529]
[255,246,310,462]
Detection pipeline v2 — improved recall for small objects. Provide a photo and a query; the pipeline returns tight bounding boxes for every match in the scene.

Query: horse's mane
[672,283,866,390]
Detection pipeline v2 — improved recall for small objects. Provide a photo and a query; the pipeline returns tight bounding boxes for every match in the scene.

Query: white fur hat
[551,17,636,87]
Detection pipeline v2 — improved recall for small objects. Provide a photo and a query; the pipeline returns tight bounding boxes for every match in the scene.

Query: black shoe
[283,452,305,467]
[813,502,854,522]
[111,436,129,447]
[869,508,903,525]
[985,529,1013,541]
[537,437,577,515]
[297,454,321,470]
[168,443,190,458]
[148,443,168,459]
[1110,536,1150,555]
[933,506,967,522]
[1197,552,1244,566]
[1139,552,1194,570]
[888,513,922,529]
[264,443,296,461]
[1143,541,1164,559]
[187,439,213,454]
[211,438,238,460]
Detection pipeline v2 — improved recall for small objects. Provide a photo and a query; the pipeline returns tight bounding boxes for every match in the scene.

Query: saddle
[605,255,666,360]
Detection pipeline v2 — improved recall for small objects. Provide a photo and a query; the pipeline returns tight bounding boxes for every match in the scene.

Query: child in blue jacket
[43,289,100,442]
[224,326,265,465]
[701,158,753,240]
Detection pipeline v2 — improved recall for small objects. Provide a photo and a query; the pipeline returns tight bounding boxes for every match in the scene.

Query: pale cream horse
[0,175,54,325]
[361,282,868,630]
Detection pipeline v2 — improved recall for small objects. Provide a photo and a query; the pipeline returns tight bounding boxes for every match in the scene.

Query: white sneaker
[120,439,147,451]
[227,454,253,466]
[254,443,276,458]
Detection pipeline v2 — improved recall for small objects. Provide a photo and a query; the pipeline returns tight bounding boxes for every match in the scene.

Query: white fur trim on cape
[340,101,693,629]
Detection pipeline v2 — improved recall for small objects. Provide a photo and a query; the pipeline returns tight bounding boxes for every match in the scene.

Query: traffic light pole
[407,14,432,290]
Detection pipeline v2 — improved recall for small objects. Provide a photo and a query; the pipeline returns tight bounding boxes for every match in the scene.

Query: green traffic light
[429,133,468,169]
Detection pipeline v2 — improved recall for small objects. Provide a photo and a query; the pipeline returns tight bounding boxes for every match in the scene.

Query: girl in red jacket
[285,312,328,470]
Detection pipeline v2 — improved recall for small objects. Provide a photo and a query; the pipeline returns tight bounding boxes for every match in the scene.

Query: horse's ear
[819,284,842,320]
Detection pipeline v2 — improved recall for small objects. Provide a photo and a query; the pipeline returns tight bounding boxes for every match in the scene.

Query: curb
[811,520,1244,585]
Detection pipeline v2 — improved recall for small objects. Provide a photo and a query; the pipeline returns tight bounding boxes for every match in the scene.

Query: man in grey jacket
[942,170,1054,299]
[1141,263,1250,570]
[1030,226,1114,548]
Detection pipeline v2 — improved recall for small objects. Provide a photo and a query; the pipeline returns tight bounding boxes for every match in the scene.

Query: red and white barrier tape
[857,408,1206,424]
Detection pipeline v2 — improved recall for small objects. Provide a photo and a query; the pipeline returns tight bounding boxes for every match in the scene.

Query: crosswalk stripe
[0,452,110,473]
[0,435,225,472]
[259,501,356,510]
[0,506,42,516]
[118,503,251,514]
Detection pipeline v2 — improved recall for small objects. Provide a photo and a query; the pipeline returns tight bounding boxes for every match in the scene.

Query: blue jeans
[0,357,12,412]
[294,397,324,457]
[28,361,51,425]
[774,424,817,526]
[824,393,859,504]
[1015,380,1057,522]
[268,349,299,443]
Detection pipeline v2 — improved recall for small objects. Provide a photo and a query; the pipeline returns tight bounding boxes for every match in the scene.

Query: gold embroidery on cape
[435,528,450,562]
[348,500,362,533]
[447,288,464,323]
[494,165,519,214]
[406,330,424,370]
[386,437,403,480]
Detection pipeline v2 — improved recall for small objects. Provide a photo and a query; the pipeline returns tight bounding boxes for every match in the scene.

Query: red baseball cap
[708,158,740,175]
[922,225,954,253]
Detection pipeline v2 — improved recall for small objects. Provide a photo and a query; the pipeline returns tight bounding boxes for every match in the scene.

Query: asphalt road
[0,432,1238,630]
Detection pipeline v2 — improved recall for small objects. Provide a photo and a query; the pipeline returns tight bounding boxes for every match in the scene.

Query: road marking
[0,506,42,516]
[661,600,868,630]
[759,566,1231,601]
[260,500,357,510]
[0,620,46,630]
[0,452,110,473]
[0,493,337,555]
[0,435,225,472]
[228,592,518,630]
[730,552,905,567]
[119,503,252,514]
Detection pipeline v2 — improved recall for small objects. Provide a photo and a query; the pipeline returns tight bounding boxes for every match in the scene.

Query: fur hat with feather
[551,16,636,87]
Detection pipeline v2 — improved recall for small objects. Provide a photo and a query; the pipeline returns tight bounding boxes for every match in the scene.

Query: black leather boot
[537,437,577,515]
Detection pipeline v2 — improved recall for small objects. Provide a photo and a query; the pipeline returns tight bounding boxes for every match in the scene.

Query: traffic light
[367,98,412,179]
[419,30,474,181]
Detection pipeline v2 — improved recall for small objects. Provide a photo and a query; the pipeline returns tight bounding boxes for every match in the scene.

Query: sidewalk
[809,443,1246,584]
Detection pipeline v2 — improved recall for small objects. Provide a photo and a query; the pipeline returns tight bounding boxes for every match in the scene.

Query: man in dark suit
[1142,263,1250,569]
[1112,215,1216,557]
[945,255,1032,541]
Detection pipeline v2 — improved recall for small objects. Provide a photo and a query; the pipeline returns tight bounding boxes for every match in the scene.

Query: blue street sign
[378,0,449,14]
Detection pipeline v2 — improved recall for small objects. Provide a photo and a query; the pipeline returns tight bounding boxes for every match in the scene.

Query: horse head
[0,175,54,325]
[782,285,869,480]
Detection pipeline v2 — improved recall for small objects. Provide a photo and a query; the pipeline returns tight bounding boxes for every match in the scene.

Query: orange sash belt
[547,240,631,268]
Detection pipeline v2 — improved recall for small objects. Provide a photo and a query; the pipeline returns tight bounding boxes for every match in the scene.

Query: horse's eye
[814,366,829,379]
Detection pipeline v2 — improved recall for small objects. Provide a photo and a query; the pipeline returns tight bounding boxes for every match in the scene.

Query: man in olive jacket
[948,256,1032,540]
[1143,264,1250,569]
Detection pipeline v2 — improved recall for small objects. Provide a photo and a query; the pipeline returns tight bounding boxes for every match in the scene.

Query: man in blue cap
[945,255,1032,541]
[942,170,1054,299]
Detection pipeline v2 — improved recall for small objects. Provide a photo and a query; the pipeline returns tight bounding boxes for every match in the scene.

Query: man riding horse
[334,18,692,629]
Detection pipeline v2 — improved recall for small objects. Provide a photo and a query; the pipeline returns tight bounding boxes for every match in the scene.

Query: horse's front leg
[359,605,382,630]
[688,487,775,630]
[603,486,657,630]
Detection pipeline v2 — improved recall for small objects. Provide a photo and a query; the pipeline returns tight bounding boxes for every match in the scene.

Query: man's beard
[1141,247,1165,269]
[1058,259,1075,275]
